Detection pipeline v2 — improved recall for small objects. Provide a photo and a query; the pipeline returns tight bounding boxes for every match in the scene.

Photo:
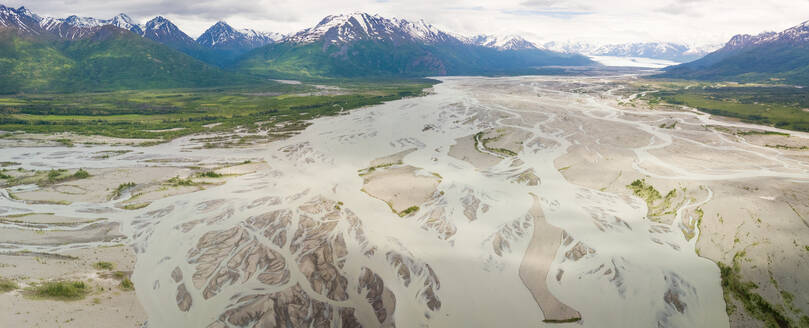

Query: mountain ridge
[1,5,597,92]
[659,19,809,85]
[543,41,718,63]
[239,12,595,78]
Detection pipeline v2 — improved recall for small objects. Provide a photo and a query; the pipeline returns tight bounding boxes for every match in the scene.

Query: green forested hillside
[0,27,254,93]
[660,44,809,86]
[237,39,594,79]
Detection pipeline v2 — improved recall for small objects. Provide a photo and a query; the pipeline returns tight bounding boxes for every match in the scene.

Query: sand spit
[519,194,581,322]
[361,164,440,214]
[448,134,502,169]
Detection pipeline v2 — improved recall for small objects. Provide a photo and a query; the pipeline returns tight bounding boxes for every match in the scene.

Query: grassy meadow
[0,80,435,140]
[635,81,809,132]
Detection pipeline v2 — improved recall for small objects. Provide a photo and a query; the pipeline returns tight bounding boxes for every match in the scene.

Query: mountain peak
[197,20,279,49]
[112,13,134,22]
[146,16,169,26]
[285,12,457,45]
[0,4,45,33]
[143,16,196,48]
[471,34,539,50]
[110,13,141,34]
[213,20,231,28]
[16,6,36,18]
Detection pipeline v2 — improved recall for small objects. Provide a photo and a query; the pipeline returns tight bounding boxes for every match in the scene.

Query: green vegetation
[683,207,704,241]
[475,131,518,157]
[198,171,222,178]
[657,42,809,86]
[627,179,662,206]
[0,80,433,140]
[55,138,74,147]
[718,251,792,328]
[0,27,256,94]
[93,261,114,271]
[0,277,18,293]
[0,167,94,188]
[358,162,400,176]
[626,179,681,221]
[73,168,90,179]
[122,203,150,210]
[237,39,593,80]
[659,121,677,129]
[28,280,89,300]
[111,182,136,199]
[47,169,63,181]
[398,206,420,217]
[644,86,809,132]
[119,278,134,291]
[167,176,195,186]
[542,318,581,324]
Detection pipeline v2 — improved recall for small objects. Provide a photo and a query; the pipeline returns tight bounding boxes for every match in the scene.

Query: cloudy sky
[7,0,809,46]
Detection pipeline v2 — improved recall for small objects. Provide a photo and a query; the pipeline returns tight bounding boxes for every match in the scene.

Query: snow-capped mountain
[40,13,143,39]
[283,12,458,45]
[1,6,143,39]
[2,6,595,75]
[0,5,44,33]
[109,13,143,34]
[542,41,594,54]
[196,21,281,49]
[661,19,809,84]
[282,12,545,52]
[244,12,594,77]
[143,16,197,49]
[468,34,539,50]
[715,20,809,53]
[544,41,717,63]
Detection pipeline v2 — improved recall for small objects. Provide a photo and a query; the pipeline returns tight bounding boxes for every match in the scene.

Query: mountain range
[543,41,718,63]
[5,4,807,94]
[237,13,593,78]
[0,5,596,92]
[658,20,809,85]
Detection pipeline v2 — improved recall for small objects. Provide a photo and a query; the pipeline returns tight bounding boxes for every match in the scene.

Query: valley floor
[1,75,808,327]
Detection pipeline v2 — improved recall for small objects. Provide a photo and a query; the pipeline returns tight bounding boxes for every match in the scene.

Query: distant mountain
[468,35,539,51]
[659,20,809,85]
[239,13,594,78]
[544,41,717,63]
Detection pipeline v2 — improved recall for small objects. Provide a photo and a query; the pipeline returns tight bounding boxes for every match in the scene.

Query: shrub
[0,278,18,293]
[94,261,114,270]
[399,206,420,217]
[73,168,90,179]
[198,171,222,178]
[31,281,88,300]
[119,278,134,291]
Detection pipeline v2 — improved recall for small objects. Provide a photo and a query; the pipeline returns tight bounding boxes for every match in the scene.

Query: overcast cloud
[6,0,809,46]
